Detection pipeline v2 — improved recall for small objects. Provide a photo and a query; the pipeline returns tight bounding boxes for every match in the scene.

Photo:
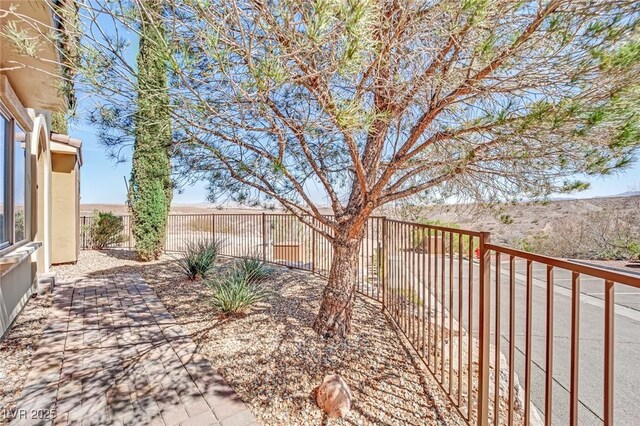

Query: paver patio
[9,274,258,426]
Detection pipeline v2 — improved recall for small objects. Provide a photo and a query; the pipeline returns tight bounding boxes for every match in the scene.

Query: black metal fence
[80,213,384,299]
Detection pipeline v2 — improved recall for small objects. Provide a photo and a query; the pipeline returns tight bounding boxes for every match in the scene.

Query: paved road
[386,253,640,425]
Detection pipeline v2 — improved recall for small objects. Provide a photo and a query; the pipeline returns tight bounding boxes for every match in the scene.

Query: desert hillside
[390,195,640,244]
[82,194,640,245]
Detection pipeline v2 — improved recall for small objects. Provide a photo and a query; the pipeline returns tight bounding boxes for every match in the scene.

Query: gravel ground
[0,292,54,425]
[53,250,465,425]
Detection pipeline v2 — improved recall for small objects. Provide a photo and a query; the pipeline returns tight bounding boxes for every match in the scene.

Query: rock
[37,282,51,295]
[316,374,352,418]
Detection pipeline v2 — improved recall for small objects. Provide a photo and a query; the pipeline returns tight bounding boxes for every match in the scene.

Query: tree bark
[313,233,363,338]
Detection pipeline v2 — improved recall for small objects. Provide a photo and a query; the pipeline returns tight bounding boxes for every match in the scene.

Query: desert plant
[189,217,214,232]
[411,219,478,256]
[89,211,125,249]
[128,0,173,261]
[235,257,272,283]
[412,219,459,251]
[14,209,24,241]
[499,214,514,225]
[176,239,221,280]
[512,210,640,260]
[208,270,267,316]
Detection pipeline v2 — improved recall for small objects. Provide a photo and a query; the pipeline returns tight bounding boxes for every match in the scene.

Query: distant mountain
[610,191,640,198]
[548,191,640,201]
[386,194,640,245]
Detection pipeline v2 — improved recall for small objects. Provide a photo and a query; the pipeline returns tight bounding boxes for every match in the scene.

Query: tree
[129,0,173,260]
[45,0,640,336]
[1,0,173,260]
[167,0,640,337]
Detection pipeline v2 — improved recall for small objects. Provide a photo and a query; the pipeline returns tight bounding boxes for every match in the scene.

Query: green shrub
[176,239,221,280]
[511,210,640,260]
[207,270,267,316]
[129,0,172,261]
[89,211,125,249]
[412,219,478,256]
[15,210,24,241]
[499,214,514,225]
[235,257,272,283]
[397,288,424,307]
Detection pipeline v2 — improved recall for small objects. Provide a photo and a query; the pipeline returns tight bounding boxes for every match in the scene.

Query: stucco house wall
[0,1,81,337]
[51,151,81,264]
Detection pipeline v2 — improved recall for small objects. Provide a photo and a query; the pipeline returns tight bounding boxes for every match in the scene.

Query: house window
[0,114,7,247]
[0,108,29,250]
[14,124,26,242]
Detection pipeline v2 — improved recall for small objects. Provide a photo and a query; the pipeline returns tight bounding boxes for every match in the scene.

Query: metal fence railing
[80,213,640,426]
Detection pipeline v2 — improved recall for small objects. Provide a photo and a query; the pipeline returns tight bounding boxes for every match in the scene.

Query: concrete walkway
[9,275,258,426]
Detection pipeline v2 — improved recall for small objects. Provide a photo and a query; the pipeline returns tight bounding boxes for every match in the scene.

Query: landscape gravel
[53,250,465,425]
[0,292,53,425]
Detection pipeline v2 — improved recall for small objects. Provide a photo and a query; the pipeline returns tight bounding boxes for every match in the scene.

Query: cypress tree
[130,0,172,261]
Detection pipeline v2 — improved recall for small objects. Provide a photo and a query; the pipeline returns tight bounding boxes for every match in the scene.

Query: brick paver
[9,275,258,426]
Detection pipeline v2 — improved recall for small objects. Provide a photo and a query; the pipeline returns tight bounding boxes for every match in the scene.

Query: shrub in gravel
[89,211,126,249]
[207,270,267,316]
[235,257,273,283]
[176,239,221,280]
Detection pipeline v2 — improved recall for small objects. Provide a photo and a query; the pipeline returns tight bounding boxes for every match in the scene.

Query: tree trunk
[313,234,363,338]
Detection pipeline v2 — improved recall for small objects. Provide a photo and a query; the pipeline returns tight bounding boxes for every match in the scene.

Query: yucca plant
[207,271,267,316]
[235,257,273,283]
[176,239,221,280]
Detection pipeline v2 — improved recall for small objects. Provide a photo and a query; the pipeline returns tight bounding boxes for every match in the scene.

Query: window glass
[14,124,26,242]
[0,116,6,246]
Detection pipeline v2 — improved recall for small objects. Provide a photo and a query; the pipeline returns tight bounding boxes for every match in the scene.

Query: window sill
[0,241,42,277]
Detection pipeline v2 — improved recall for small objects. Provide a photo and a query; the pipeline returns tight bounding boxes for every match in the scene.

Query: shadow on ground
[52,250,462,425]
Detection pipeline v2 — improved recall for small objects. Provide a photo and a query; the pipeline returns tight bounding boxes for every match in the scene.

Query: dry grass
[53,250,465,425]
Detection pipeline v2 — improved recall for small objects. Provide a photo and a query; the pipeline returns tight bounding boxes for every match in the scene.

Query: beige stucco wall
[1,1,79,337]
[28,112,52,274]
[51,153,79,264]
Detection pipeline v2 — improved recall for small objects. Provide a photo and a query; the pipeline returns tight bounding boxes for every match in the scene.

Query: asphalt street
[387,253,640,425]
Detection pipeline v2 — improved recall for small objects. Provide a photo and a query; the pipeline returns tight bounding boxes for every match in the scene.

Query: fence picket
[78,213,640,425]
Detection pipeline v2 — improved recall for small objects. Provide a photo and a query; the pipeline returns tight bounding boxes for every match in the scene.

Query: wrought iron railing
[80,213,640,425]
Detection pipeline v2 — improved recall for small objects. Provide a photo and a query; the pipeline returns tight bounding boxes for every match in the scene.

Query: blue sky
[70,7,639,206]
[71,118,640,205]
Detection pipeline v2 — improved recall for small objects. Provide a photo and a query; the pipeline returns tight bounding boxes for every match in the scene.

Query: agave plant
[207,270,267,316]
[175,239,222,280]
[235,256,273,283]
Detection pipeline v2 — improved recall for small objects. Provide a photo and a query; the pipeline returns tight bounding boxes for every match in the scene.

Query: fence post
[262,213,267,262]
[477,231,491,426]
[311,224,317,274]
[381,216,388,312]
[211,213,216,240]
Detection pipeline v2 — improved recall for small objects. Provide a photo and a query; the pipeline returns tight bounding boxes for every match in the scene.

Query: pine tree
[129,0,172,261]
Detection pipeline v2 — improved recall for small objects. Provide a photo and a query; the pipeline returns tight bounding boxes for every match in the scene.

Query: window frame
[13,121,27,245]
[0,110,10,250]
[0,101,29,252]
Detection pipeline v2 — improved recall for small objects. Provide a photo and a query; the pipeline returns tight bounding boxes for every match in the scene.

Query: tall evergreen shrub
[130,0,173,260]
